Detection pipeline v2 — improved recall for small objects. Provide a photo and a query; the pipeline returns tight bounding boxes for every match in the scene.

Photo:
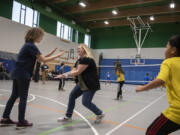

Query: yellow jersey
[116,71,125,82]
[157,57,180,125]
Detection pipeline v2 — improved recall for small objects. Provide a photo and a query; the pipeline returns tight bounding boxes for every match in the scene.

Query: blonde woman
[55,44,104,123]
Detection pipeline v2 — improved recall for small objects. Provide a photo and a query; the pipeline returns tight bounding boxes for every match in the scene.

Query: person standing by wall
[41,63,49,84]
[33,61,41,82]
[0,28,65,128]
[144,73,150,85]
[58,62,65,90]
[33,48,57,82]
[105,71,111,85]
[0,62,5,80]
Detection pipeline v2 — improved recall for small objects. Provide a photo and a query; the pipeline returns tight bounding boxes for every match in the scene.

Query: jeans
[66,84,102,118]
[3,79,30,122]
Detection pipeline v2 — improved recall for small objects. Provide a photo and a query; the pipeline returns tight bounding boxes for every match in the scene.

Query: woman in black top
[55,44,104,123]
[0,28,65,128]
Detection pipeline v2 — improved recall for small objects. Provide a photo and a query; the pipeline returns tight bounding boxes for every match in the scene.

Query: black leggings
[117,81,124,99]
[3,79,30,122]
[58,78,65,89]
[146,113,180,135]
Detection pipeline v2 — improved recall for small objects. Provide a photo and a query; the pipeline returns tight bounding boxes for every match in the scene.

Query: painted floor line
[0,98,164,133]
[38,99,131,135]
[30,103,147,131]
[105,93,166,135]
[0,88,131,135]
[0,97,148,132]
[0,89,35,107]
[0,104,4,107]
[31,102,150,133]
[1,88,165,135]
[28,103,78,117]
[33,94,99,135]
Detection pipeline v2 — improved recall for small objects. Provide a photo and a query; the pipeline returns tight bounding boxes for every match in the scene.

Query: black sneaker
[0,118,18,126]
[16,120,33,129]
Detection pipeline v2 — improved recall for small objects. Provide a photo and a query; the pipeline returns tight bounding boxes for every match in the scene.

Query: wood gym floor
[0,80,180,135]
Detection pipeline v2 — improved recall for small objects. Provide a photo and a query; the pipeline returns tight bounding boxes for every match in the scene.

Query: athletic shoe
[114,95,122,100]
[95,113,105,124]
[58,88,64,91]
[0,118,18,126]
[57,116,72,122]
[16,120,33,129]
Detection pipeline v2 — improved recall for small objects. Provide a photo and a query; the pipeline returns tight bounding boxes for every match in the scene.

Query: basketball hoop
[130,54,145,65]
[128,16,152,65]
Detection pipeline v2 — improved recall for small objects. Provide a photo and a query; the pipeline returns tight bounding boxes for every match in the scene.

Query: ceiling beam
[87,14,180,28]
[78,4,180,22]
[64,0,162,14]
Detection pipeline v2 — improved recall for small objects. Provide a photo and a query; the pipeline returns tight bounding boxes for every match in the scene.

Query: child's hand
[136,85,144,92]
[53,48,57,51]
[59,51,66,56]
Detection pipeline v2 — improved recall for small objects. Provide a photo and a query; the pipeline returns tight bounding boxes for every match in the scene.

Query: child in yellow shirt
[115,66,125,100]
[136,35,180,135]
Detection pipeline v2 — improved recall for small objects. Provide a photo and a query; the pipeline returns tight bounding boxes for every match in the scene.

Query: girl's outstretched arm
[136,79,164,92]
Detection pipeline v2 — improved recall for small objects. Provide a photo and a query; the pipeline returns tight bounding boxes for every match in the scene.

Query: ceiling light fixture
[169,2,175,8]
[72,20,76,24]
[150,16,154,21]
[45,6,52,12]
[79,1,86,7]
[112,9,118,15]
[104,21,109,25]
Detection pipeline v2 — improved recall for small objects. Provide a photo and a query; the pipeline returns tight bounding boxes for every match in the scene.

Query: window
[84,34,91,47]
[12,0,39,27]
[75,30,79,43]
[57,21,73,41]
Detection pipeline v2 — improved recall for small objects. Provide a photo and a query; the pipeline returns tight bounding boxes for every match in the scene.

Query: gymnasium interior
[0,0,180,135]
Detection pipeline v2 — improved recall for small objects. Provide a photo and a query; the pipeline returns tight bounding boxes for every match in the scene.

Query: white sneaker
[57,116,72,122]
[95,113,105,124]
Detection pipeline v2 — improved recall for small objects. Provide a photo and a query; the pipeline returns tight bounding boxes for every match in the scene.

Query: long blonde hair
[79,44,94,59]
